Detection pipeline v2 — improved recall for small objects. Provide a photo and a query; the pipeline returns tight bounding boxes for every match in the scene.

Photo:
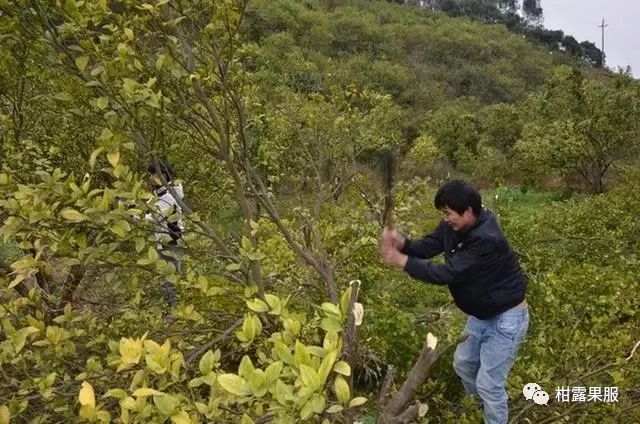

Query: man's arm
[401,221,445,260]
[403,237,495,285]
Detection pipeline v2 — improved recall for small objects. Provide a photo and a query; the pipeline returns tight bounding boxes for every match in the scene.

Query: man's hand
[381,245,408,268]
[381,229,408,268]
[382,228,405,250]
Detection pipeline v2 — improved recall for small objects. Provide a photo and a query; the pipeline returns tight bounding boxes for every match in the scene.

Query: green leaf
[12,326,39,353]
[246,298,269,313]
[317,350,337,385]
[148,247,159,262]
[309,393,326,414]
[97,410,111,423]
[323,331,340,352]
[135,238,146,253]
[326,404,343,414]
[132,388,163,397]
[217,374,251,396]
[307,346,325,357]
[240,414,255,424]
[320,317,343,333]
[155,54,166,71]
[264,361,283,385]
[240,315,261,342]
[334,375,350,405]
[321,302,342,318]
[124,27,134,41]
[264,294,281,314]
[248,369,266,397]
[333,361,351,377]
[225,263,241,271]
[299,400,314,421]
[107,150,120,167]
[60,209,86,222]
[104,389,127,399]
[294,341,311,368]
[110,220,131,238]
[340,287,351,315]
[274,379,293,406]
[238,356,254,380]
[348,397,368,408]
[100,128,113,141]
[274,341,294,365]
[120,397,136,410]
[170,410,192,424]
[153,394,179,416]
[299,365,320,391]
[199,350,215,375]
[75,56,89,71]
[96,97,109,110]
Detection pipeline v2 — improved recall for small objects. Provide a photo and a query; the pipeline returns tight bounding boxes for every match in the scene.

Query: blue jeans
[453,305,529,424]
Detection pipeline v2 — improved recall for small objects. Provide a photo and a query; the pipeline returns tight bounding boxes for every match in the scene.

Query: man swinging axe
[380,179,528,424]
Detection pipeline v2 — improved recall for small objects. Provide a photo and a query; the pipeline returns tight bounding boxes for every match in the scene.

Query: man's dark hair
[434,179,482,217]
[147,159,174,182]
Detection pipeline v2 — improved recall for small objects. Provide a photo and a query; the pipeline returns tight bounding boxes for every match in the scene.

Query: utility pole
[598,18,608,67]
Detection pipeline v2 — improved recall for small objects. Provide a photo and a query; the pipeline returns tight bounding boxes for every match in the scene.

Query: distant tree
[515,67,640,192]
[580,41,604,67]
[522,0,543,23]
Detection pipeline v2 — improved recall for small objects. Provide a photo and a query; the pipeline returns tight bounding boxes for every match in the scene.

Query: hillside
[1,0,639,423]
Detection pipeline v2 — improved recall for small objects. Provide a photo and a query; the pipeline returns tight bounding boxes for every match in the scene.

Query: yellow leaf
[240,414,255,424]
[217,374,251,396]
[60,208,86,222]
[79,405,96,421]
[333,361,351,377]
[348,396,368,408]
[96,97,109,110]
[170,410,192,424]
[111,220,131,238]
[132,388,163,397]
[79,381,95,408]
[107,150,120,167]
[75,55,89,71]
[103,389,127,399]
[119,337,143,365]
[334,375,350,405]
[124,28,134,41]
[0,405,10,424]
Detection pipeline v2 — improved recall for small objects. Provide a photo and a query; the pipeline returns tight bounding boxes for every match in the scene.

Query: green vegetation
[1,0,639,423]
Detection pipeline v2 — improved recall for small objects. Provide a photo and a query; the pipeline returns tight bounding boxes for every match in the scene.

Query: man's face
[441,206,477,232]
[148,172,163,190]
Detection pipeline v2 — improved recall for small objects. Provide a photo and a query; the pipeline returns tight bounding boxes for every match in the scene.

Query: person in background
[145,159,184,311]
[380,179,528,424]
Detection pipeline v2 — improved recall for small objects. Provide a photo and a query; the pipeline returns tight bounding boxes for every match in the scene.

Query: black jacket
[401,210,526,319]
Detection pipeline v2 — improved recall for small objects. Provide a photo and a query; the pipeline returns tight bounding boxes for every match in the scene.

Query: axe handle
[383,150,394,230]
[384,200,393,230]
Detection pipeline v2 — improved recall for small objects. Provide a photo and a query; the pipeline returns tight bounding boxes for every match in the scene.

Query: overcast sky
[542,1,640,76]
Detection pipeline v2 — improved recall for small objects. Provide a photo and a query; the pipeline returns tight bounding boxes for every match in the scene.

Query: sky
[542,1,640,76]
